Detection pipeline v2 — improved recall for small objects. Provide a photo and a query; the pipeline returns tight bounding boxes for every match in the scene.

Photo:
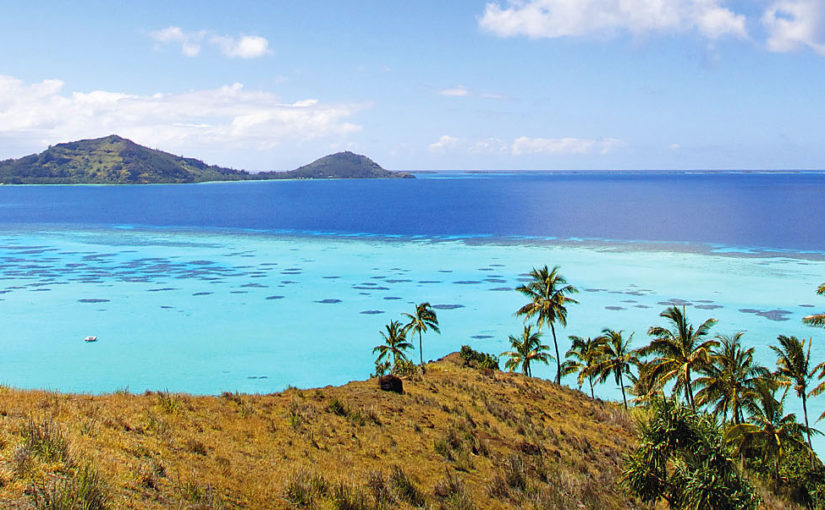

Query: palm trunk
[550,322,560,384]
[619,373,628,410]
[803,392,815,468]
[686,369,695,411]
[418,331,423,366]
[588,376,594,400]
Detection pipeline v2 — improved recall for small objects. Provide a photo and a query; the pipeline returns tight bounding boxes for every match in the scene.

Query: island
[0,134,413,184]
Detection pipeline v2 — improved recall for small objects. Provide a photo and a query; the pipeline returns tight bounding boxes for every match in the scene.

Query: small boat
[84,336,98,342]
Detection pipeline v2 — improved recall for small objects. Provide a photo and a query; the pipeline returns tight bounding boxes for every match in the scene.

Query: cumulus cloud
[428,135,460,151]
[210,34,271,59]
[149,26,271,59]
[763,0,825,55]
[478,0,747,40]
[0,75,363,155]
[428,134,623,155]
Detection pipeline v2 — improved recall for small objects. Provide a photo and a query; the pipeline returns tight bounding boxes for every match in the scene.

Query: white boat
[84,336,98,342]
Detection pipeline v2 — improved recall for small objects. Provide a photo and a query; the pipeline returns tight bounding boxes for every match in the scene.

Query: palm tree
[725,378,815,483]
[373,320,414,369]
[500,325,553,377]
[561,335,605,399]
[771,335,816,464]
[589,329,637,410]
[694,332,770,424]
[515,265,578,384]
[402,302,440,366]
[641,306,718,411]
[803,282,825,327]
[626,358,663,405]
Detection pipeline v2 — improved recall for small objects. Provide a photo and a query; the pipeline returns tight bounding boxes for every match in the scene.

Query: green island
[0,268,823,509]
[0,135,413,184]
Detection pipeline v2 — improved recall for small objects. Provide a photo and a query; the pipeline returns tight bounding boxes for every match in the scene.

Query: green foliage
[500,325,552,378]
[403,302,440,366]
[391,359,418,378]
[459,345,500,370]
[622,397,759,510]
[515,265,578,384]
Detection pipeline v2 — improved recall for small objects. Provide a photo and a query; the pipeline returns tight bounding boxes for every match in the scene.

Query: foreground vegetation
[0,354,637,509]
[370,266,825,508]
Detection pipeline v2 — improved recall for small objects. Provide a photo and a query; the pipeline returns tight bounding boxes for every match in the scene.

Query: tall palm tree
[589,329,637,410]
[771,335,816,464]
[402,302,440,366]
[641,306,718,411]
[725,378,815,483]
[500,325,552,377]
[515,265,578,384]
[803,282,825,327]
[373,320,414,369]
[561,335,605,399]
[694,332,770,424]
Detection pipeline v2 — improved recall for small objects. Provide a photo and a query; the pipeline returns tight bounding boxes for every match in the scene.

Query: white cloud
[149,27,271,59]
[0,75,363,156]
[439,85,470,97]
[210,35,271,59]
[479,0,747,40]
[427,134,623,155]
[763,0,825,55]
[428,135,460,151]
[511,136,625,155]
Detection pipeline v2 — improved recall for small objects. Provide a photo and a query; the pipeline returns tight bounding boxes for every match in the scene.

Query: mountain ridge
[0,135,411,184]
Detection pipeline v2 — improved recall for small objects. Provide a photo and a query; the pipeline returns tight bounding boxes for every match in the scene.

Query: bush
[459,346,499,370]
[392,360,418,378]
[621,397,759,510]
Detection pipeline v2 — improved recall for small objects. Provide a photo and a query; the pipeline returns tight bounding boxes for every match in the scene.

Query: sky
[0,0,824,171]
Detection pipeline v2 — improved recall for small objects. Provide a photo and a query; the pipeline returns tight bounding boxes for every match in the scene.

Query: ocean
[1,171,824,443]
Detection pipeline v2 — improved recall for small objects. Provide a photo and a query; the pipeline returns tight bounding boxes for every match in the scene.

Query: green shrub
[392,359,418,378]
[459,345,500,370]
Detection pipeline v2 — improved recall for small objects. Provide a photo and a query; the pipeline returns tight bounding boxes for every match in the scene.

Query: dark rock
[378,375,403,394]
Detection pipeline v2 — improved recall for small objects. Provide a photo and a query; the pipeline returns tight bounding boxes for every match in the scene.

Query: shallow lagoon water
[1,227,822,396]
[1,173,824,450]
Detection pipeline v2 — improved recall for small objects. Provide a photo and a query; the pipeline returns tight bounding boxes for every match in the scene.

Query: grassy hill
[0,135,250,184]
[0,137,412,184]
[0,354,638,509]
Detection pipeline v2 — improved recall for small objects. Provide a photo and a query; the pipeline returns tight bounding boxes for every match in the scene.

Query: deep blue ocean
[1,171,824,251]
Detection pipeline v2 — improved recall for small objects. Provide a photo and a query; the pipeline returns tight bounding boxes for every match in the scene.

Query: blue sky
[1,0,824,171]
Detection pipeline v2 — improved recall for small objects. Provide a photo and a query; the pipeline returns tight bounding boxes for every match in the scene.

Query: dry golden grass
[0,353,644,509]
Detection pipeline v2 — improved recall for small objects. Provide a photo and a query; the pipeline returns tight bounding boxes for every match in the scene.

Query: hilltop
[262,151,413,180]
[0,136,411,184]
[0,354,637,509]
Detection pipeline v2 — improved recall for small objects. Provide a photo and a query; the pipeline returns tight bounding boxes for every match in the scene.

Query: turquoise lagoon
[1,226,822,397]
